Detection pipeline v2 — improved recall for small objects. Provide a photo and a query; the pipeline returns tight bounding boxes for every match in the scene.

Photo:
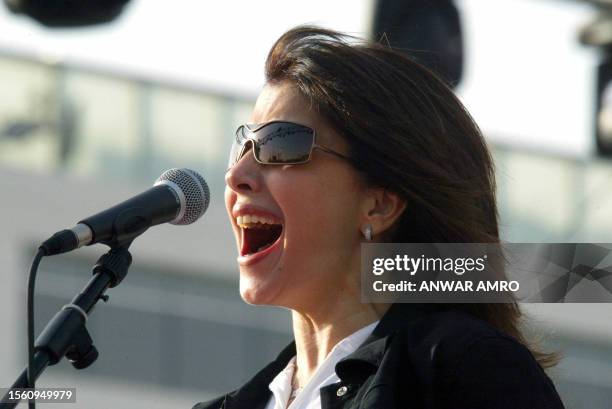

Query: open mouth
[238,216,283,256]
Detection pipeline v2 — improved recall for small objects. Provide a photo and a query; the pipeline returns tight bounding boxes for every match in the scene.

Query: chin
[239,271,309,309]
[239,275,281,306]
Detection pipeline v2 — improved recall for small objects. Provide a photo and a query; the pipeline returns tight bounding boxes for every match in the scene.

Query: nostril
[237,183,251,191]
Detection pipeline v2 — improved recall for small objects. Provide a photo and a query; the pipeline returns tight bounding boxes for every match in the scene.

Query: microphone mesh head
[156,168,210,225]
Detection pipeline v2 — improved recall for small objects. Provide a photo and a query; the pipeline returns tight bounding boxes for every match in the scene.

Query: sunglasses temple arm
[314,144,351,162]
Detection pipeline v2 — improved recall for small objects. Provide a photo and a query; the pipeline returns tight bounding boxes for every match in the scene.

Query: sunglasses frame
[228,120,350,169]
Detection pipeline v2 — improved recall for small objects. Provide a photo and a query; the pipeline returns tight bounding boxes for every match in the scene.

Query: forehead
[250,82,313,125]
[249,82,345,151]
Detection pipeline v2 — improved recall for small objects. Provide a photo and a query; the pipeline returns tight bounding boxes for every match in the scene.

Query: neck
[290,299,390,388]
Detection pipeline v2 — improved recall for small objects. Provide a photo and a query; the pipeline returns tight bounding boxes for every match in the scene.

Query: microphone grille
[156,168,210,225]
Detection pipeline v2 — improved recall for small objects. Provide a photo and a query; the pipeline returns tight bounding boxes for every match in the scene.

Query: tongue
[244,225,282,255]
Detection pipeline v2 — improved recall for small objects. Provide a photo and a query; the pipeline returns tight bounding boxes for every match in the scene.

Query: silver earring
[362,224,373,241]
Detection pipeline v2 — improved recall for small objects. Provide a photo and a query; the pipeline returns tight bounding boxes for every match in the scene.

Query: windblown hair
[264,25,558,368]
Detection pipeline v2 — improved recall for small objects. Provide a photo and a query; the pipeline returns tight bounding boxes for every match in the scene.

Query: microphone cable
[27,248,45,409]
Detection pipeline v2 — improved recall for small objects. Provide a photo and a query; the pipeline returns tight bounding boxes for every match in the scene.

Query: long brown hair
[264,25,558,368]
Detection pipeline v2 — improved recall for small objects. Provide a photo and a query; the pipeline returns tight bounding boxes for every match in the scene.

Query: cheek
[271,171,360,249]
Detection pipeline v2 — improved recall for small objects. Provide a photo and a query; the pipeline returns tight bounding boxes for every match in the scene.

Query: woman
[194,26,565,409]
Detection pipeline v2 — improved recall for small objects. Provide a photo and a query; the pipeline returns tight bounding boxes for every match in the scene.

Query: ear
[360,188,407,239]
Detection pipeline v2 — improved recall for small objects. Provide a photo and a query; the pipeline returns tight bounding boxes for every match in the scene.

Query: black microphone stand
[0,245,133,408]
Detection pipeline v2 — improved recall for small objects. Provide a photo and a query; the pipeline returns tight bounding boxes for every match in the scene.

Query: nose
[225,142,261,193]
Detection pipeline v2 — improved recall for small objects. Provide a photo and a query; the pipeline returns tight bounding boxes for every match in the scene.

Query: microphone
[39,168,210,256]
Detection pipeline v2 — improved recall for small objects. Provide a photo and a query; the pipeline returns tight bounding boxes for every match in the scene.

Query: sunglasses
[228,121,350,169]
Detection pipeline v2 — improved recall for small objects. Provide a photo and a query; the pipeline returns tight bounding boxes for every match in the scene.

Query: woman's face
[224,82,368,310]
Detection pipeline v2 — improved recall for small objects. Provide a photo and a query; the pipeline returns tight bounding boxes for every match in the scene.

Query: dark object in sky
[595,57,612,157]
[4,0,131,27]
[372,0,463,88]
[580,10,612,157]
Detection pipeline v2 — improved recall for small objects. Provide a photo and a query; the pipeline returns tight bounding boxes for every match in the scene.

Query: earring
[362,224,373,241]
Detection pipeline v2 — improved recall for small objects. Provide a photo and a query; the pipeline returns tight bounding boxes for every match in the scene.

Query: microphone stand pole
[0,245,132,408]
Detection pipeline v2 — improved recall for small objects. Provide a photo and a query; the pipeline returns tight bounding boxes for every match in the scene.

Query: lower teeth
[252,243,273,254]
[258,243,273,252]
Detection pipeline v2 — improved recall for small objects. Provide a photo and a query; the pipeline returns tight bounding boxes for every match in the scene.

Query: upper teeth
[237,215,280,228]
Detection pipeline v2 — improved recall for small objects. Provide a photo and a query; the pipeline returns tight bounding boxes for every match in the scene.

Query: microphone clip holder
[93,243,132,288]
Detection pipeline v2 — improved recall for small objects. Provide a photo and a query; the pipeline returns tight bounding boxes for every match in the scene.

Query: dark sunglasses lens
[255,123,314,164]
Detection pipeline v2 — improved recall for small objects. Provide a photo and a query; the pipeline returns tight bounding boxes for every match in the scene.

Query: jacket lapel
[335,303,441,381]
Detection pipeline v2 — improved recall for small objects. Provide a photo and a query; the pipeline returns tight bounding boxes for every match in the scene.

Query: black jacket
[193,303,565,409]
